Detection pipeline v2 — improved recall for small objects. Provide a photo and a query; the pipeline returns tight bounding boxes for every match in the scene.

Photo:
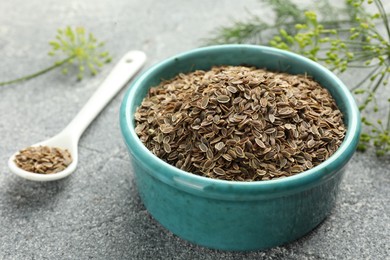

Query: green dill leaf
[0,26,111,87]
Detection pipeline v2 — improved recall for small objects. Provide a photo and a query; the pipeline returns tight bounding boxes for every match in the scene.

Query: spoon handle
[63,50,146,140]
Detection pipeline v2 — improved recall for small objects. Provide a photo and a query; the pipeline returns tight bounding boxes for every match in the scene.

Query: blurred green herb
[0,26,111,86]
[206,0,390,156]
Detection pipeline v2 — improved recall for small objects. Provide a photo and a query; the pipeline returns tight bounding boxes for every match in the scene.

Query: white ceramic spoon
[8,50,146,181]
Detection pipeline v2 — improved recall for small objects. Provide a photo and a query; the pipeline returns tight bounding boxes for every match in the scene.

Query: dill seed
[215,142,226,151]
[199,143,208,152]
[216,95,230,103]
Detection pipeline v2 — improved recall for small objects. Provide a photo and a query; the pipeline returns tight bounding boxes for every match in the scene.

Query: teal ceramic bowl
[120,45,361,251]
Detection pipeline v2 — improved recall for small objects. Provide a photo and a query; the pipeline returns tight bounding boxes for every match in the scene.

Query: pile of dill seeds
[14,146,72,174]
[135,66,346,181]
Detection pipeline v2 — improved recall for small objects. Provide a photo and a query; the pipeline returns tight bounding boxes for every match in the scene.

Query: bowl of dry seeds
[120,44,361,251]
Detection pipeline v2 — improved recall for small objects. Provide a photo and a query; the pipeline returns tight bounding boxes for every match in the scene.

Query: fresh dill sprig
[205,0,306,45]
[205,0,390,156]
[0,26,111,86]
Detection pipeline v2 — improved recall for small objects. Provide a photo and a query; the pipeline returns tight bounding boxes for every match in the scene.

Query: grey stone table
[0,1,389,259]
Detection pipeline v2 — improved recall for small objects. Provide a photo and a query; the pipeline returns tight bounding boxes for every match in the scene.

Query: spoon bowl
[9,50,146,181]
[8,130,79,181]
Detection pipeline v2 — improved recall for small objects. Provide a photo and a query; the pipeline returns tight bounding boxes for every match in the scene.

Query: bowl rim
[120,44,361,199]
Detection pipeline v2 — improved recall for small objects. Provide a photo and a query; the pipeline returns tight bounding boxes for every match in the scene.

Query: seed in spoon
[14,146,72,174]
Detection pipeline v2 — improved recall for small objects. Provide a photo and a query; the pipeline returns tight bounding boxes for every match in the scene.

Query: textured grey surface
[0,0,389,259]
